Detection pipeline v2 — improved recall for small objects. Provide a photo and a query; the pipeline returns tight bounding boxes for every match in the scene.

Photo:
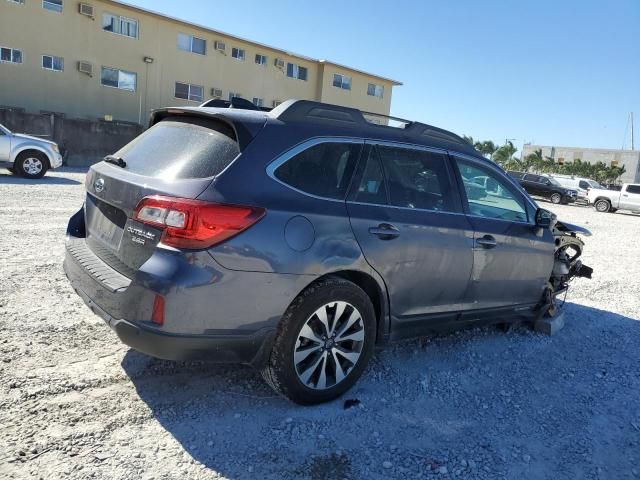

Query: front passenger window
[456,159,528,222]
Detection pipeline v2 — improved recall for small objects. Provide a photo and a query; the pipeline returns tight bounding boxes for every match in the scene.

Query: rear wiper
[104,155,126,168]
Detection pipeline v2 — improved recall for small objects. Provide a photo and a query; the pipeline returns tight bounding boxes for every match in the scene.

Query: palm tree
[462,135,474,146]
[477,140,497,160]
[492,141,518,168]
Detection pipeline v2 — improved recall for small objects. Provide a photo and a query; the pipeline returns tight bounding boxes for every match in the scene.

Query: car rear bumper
[67,276,274,364]
[62,235,309,367]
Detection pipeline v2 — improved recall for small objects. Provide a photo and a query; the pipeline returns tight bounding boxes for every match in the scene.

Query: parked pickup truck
[0,123,63,179]
[588,183,640,213]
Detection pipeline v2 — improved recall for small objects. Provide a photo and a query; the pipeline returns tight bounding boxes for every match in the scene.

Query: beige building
[0,0,401,124]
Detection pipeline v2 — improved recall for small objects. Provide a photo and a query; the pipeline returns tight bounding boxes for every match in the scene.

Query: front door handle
[476,235,497,249]
[369,223,400,239]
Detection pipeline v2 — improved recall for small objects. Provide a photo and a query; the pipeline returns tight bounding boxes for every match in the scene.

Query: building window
[0,47,22,64]
[228,92,241,101]
[367,83,384,98]
[174,82,203,102]
[101,67,136,91]
[102,13,138,39]
[231,47,245,61]
[177,33,206,55]
[255,54,267,66]
[42,55,64,72]
[252,97,264,107]
[42,0,62,12]
[7,0,25,5]
[286,63,307,81]
[332,73,352,90]
[272,100,282,108]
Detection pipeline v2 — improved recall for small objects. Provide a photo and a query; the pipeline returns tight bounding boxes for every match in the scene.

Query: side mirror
[535,208,555,228]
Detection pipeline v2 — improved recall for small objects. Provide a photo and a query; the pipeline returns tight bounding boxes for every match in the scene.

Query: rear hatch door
[83,115,244,276]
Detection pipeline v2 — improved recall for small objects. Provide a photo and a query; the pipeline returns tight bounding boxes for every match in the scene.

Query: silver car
[0,123,63,178]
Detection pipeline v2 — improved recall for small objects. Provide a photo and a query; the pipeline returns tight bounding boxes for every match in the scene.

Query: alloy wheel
[23,157,43,175]
[293,301,365,390]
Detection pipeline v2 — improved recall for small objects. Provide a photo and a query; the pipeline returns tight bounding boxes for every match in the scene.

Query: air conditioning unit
[211,88,222,98]
[78,3,94,18]
[214,41,226,53]
[77,61,93,77]
[274,58,285,69]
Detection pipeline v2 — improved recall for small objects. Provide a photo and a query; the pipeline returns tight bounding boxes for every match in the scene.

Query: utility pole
[631,112,635,150]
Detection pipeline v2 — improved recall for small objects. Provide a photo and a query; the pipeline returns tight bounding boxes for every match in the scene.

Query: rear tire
[15,151,48,179]
[594,199,611,213]
[550,193,562,204]
[261,277,376,405]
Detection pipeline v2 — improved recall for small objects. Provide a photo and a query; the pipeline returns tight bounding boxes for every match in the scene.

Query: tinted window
[524,174,540,182]
[579,180,589,189]
[377,146,455,212]
[627,185,640,194]
[351,147,387,205]
[274,142,361,200]
[112,118,239,180]
[456,159,528,222]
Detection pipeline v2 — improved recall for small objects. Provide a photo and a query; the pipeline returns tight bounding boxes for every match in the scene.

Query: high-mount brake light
[133,195,265,249]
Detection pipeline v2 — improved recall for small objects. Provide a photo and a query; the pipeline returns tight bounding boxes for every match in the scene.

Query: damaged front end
[542,215,593,316]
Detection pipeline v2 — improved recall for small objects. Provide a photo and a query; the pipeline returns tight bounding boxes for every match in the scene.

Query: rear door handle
[369,223,400,239]
[476,235,497,249]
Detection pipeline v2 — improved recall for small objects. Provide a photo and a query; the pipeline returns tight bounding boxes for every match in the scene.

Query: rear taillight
[133,195,265,249]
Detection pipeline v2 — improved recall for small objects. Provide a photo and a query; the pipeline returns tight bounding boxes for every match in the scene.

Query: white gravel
[1,168,639,479]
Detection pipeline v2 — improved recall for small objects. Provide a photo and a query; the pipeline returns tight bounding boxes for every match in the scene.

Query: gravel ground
[1,168,639,480]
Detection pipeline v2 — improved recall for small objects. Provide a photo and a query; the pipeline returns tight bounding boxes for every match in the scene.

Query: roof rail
[271,100,468,148]
[196,98,471,151]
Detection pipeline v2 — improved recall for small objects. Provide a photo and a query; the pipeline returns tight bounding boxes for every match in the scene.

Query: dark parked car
[507,171,577,204]
[64,100,591,404]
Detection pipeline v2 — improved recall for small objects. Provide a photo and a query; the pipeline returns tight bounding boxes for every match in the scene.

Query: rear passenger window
[627,185,640,194]
[351,147,387,205]
[274,142,361,200]
[524,174,540,182]
[377,146,456,212]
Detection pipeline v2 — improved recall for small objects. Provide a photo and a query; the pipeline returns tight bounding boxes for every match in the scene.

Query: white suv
[0,123,63,179]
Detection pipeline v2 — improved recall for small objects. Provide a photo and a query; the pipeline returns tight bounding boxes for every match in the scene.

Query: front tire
[550,193,562,204]
[594,199,611,213]
[261,277,376,405]
[15,151,48,179]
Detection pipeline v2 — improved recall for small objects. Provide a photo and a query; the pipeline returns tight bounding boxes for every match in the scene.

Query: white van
[543,174,604,202]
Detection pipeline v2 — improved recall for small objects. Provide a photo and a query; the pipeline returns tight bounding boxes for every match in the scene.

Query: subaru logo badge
[94,178,105,193]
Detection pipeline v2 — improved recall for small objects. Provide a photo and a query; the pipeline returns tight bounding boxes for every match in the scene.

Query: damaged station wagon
[64,99,592,404]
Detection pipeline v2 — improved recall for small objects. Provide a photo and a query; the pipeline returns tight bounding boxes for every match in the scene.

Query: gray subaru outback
[64,99,592,404]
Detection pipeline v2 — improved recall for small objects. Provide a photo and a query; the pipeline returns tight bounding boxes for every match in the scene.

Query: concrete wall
[522,144,640,184]
[0,108,142,165]
[0,0,400,124]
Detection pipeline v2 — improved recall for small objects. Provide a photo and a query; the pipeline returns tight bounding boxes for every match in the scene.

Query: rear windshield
[112,117,240,180]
